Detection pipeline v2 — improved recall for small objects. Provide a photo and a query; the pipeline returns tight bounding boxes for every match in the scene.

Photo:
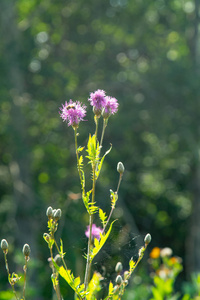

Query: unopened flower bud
[117,162,125,174]
[116,275,123,286]
[102,107,111,119]
[93,106,102,117]
[53,208,62,220]
[123,271,129,280]
[54,254,62,266]
[23,244,31,257]
[144,233,151,245]
[46,206,53,218]
[52,209,57,216]
[115,262,123,273]
[1,239,8,253]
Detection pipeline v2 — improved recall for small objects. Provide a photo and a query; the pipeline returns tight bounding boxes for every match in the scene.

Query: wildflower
[160,247,172,257]
[150,247,160,259]
[102,96,118,119]
[60,100,86,128]
[88,89,106,116]
[169,256,182,265]
[85,224,103,240]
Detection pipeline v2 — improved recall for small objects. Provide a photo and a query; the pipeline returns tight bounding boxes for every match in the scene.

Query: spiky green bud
[144,233,151,245]
[117,162,125,174]
[54,254,62,266]
[46,206,53,218]
[116,275,123,286]
[53,208,62,220]
[123,271,129,280]
[1,239,8,253]
[22,244,31,257]
[115,262,123,273]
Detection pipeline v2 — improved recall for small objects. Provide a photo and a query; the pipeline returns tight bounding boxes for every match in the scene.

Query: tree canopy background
[0,0,200,299]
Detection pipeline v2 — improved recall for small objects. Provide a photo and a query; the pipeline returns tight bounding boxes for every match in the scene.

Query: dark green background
[0,0,200,298]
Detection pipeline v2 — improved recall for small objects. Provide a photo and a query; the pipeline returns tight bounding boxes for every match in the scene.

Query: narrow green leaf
[90,220,116,261]
[55,266,87,299]
[108,282,114,294]
[96,145,112,180]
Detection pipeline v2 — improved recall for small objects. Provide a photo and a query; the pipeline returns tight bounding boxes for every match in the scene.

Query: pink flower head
[60,100,86,128]
[85,224,103,241]
[104,96,118,116]
[88,89,106,113]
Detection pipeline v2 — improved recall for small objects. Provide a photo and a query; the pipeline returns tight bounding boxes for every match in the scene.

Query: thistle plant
[0,239,31,300]
[44,89,151,300]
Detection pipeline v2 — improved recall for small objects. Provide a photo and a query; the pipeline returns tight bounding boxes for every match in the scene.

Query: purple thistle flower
[102,96,119,119]
[60,100,86,128]
[85,224,103,241]
[88,89,106,116]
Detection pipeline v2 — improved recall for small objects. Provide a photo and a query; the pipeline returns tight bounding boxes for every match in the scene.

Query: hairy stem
[23,258,28,300]
[49,241,62,300]
[4,252,19,300]
[74,128,82,183]
[100,118,108,152]
[102,173,123,234]
[84,119,99,293]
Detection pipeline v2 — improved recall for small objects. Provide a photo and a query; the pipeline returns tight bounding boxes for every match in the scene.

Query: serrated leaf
[90,220,116,261]
[77,146,84,153]
[54,265,87,299]
[74,276,81,287]
[129,258,136,273]
[88,202,98,215]
[59,239,66,257]
[95,145,112,180]
[87,272,102,300]
[99,208,107,227]
[79,155,83,166]
[86,134,100,167]
[51,275,59,288]
[110,190,118,209]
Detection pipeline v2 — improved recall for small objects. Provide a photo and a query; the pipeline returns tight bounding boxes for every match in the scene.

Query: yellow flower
[150,247,160,259]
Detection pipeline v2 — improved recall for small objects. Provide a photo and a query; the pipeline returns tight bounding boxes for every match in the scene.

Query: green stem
[74,128,82,183]
[99,118,108,151]
[23,258,28,300]
[84,119,99,293]
[94,115,99,138]
[3,252,19,300]
[116,173,123,194]
[49,241,62,300]
[53,237,68,271]
[84,165,96,291]
[102,173,123,234]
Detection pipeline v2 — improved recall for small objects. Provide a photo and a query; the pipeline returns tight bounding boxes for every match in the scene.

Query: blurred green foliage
[0,0,200,299]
